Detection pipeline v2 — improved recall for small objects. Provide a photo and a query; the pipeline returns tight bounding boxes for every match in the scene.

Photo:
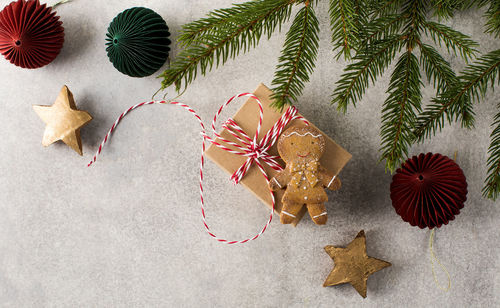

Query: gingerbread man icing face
[278,126,326,163]
[270,126,341,225]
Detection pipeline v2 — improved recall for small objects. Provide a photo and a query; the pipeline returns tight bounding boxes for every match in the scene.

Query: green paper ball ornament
[105,7,171,78]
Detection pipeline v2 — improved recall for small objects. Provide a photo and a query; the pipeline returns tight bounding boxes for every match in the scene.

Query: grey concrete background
[0,0,499,307]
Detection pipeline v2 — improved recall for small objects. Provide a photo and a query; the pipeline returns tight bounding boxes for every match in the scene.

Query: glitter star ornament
[33,85,92,155]
[323,230,391,298]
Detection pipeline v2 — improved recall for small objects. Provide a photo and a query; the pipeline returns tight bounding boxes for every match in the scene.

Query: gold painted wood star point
[323,230,391,298]
[33,85,92,155]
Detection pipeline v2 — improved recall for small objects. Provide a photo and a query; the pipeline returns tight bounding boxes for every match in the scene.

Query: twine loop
[88,93,306,244]
[429,228,452,292]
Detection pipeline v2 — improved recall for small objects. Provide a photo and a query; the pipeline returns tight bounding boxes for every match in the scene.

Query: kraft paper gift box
[205,84,352,226]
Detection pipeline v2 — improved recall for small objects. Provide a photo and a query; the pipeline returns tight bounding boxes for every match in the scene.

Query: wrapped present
[205,84,352,226]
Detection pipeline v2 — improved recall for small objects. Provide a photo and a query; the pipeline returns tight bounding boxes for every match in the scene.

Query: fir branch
[159,0,296,91]
[457,49,500,104]
[457,0,490,10]
[483,103,500,200]
[414,49,500,141]
[331,35,403,112]
[329,0,365,59]
[178,8,240,47]
[379,0,426,172]
[412,43,468,142]
[423,21,478,61]
[484,0,500,38]
[380,51,423,172]
[359,14,406,47]
[419,42,458,94]
[271,4,320,109]
[178,0,302,47]
[369,0,404,17]
[430,0,461,19]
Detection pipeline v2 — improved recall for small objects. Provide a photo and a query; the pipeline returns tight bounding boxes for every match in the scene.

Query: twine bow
[209,100,307,185]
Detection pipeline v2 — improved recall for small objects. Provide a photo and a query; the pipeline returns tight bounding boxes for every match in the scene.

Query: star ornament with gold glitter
[323,230,391,298]
[33,86,92,155]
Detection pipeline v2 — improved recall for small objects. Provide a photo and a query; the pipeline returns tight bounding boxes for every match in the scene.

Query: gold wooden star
[323,230,391,298]
[33,85,92,155]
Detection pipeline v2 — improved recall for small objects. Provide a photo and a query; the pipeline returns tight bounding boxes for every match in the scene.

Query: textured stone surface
[0,0,499,306]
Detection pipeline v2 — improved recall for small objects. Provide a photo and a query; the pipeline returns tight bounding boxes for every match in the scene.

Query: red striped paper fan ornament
[390,153,468,229]
[0,0,64,69]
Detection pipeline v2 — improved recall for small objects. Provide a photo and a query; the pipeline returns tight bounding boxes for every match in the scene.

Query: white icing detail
[272,178,282,188]
[304,196,308,200]
[328,175,337,188]
[281,211,296,218]
[282,132,322,138]
[313,212,327,219]
[303,186,307,189]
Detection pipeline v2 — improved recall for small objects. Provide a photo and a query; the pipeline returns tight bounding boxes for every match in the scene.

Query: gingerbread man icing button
[269,126,341,225]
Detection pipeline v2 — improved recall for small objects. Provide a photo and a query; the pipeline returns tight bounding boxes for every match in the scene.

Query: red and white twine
[88,93,307,244]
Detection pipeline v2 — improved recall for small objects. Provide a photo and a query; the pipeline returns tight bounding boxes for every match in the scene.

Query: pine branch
[271,4,320,109]
[414,49,500,141]
[483,102,500,201]
[419,42,458,94]
[457,49,500,104]
[329,0,366,59]
[331,35,403,112]
[423,21,478,61]
[159,0,296,91]
[178,8,241,47]
[430,0,461,19]
[484,0,500,38]
[380,51,423,172]
[379,0,426,172]
[359,14,406,47]
[457,0,490,10]
[412,43,470,142]
[178,0,303,47]
[368,0,404,17]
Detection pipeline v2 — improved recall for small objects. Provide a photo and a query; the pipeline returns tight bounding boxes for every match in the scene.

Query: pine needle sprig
[414,49,500,142]
[454,49,500,105]
[418,42,458,94]
[484,0,500,38]
[430,0,463,19]
[177,7,241,47]
[368,0,404,17]
[423,21,478,61]
[483,102,500,200]
[331,35,403,112]
[380,52,423,172]
[271,4,320,109]
[359,14,407,47]
[378,0,425,171]
[159,0,297,91]
[329,0,366,59]
[177,0,303,47]
[411,42,465,141]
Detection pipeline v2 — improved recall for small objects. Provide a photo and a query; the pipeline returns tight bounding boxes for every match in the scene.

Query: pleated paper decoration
[105,7,171,78]
[0,0,64,69]
[390,153,468,229]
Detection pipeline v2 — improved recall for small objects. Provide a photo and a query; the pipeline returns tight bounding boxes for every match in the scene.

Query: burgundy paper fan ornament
[0,0,64,69]
[390,153,468,229]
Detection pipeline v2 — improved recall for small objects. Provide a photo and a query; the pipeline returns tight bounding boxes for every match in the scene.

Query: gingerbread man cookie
[269,126,341,225]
